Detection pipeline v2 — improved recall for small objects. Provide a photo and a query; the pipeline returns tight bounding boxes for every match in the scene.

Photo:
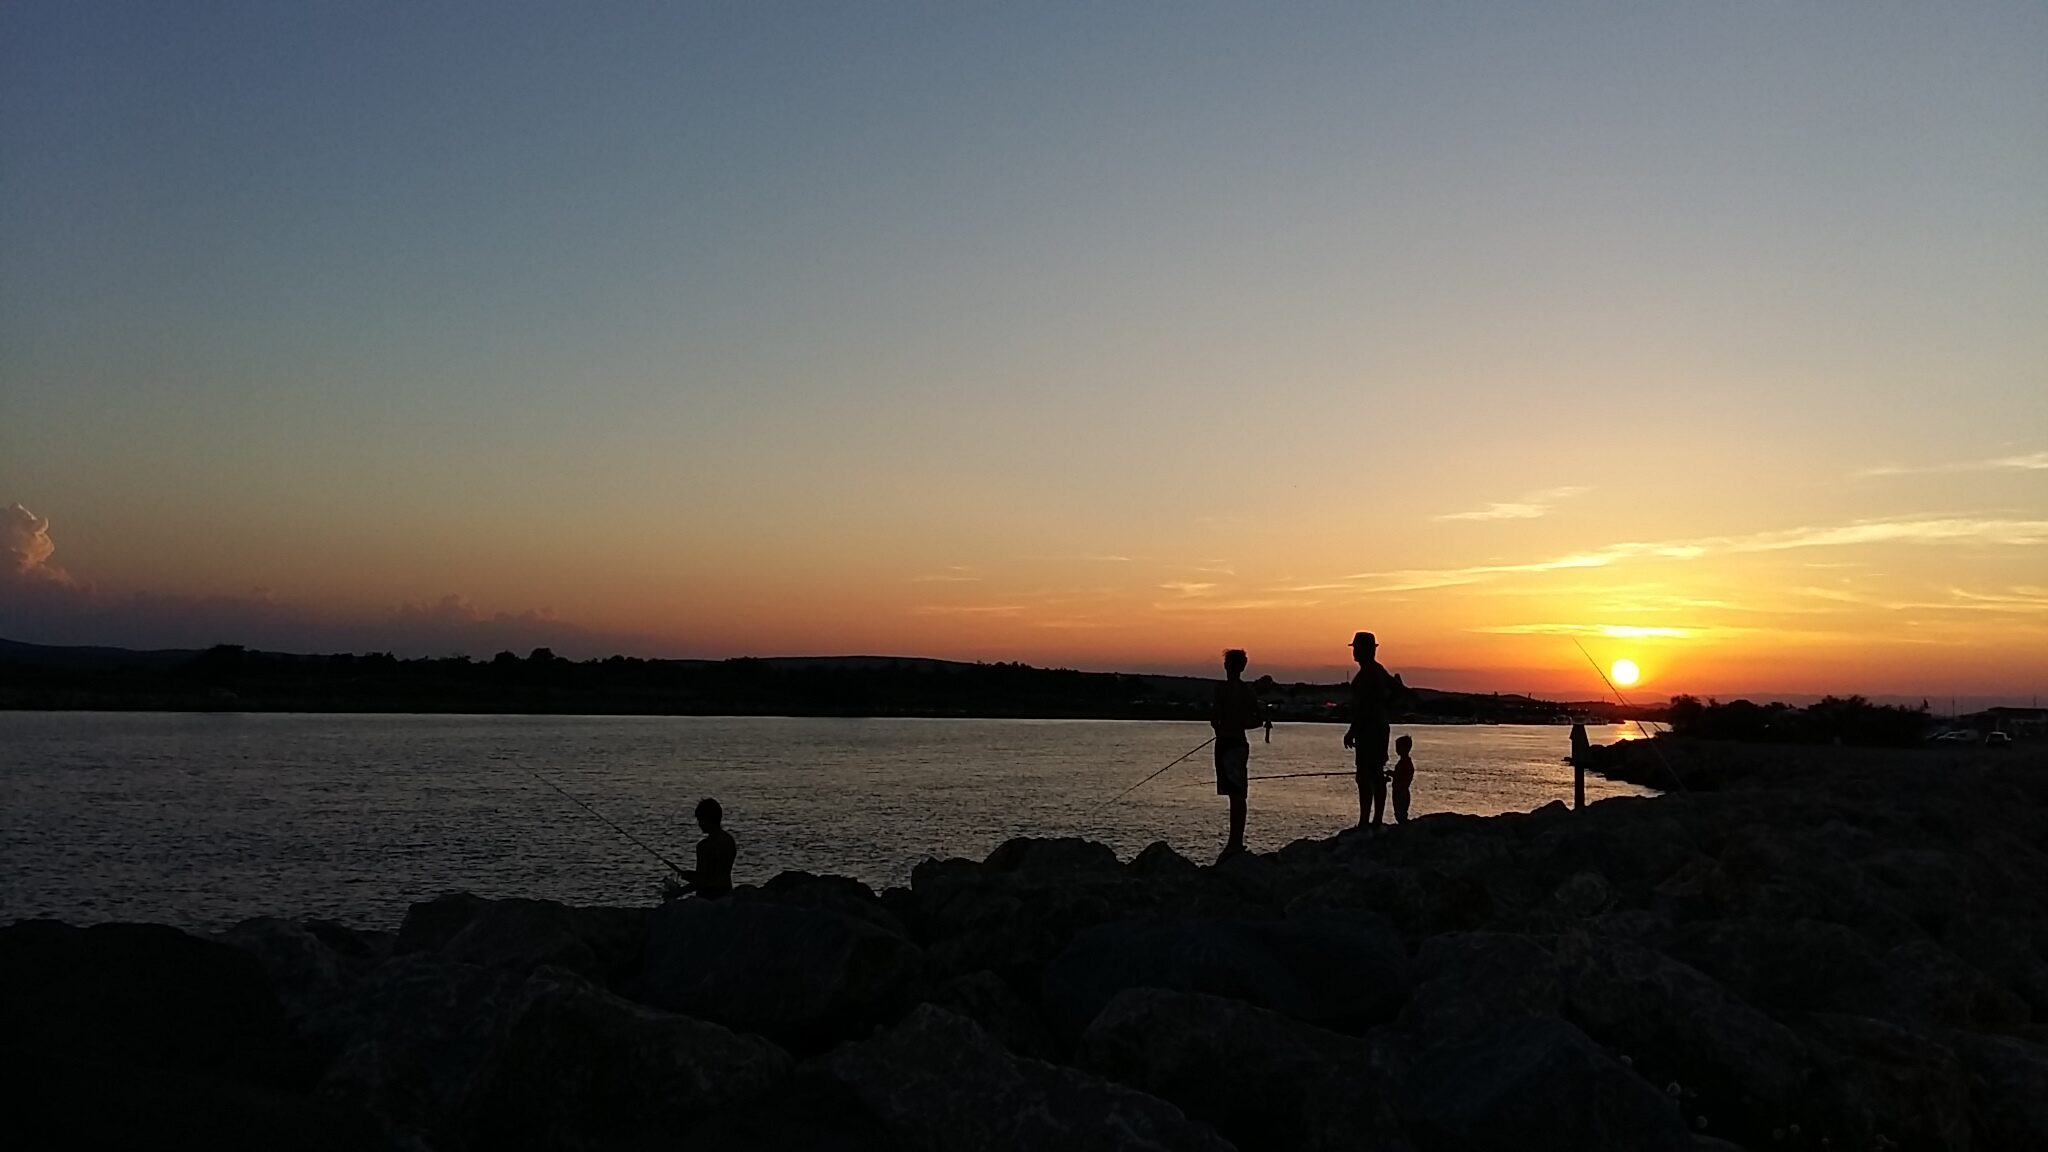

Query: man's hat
[1351,631,1376,648]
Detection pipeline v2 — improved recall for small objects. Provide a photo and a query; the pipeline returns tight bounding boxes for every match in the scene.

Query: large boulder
[1555,930,1808,1144]
[1665,916,1886,1018]
[13,1053,390,1152]
[983,836,1123,874]
[467,968,793,1151]
[741,871,910,937]
[1076,988,1413,1152]
[315,953,529,1146]
[1040,915,1409,1040]
[819,1003,1234,1152]
[395,893,648,986]
[1284,864,1493,938]
[926,969,1055,1059]
[1798,1014,1971,1152]
[1878,938,2032,1035]
[1399,931,1562,1042]
[1411,1015,1691,1152]
[1942,913,2048,1019]
[639,896,924,1049]
[217,917,391,1065]
[0,919,307,1089]
[908,856,1196,985]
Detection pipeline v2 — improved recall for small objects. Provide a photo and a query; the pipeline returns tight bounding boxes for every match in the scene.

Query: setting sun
[1611,659,1641,688]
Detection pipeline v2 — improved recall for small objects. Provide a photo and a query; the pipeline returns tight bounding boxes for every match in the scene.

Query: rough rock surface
[19,739,2048,1151]
[1411,1015,1691,1152]
[1556,929,1808,1143]
[395,893,648,986]
[1076,987,1412,1152]
[1041,914,1409,1039]
[639,894,924,1049]
[468,968,793,1151]
[821,1003,1235,1152]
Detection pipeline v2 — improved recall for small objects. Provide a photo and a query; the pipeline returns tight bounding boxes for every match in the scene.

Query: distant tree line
[1666,694,1929,747]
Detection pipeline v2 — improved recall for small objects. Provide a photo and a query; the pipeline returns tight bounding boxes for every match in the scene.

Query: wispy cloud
[1159,581,1216,597]
[911,566,982,583]
[1469,623,1703,638]
[1337,515,2048,594]
[909,603,1027,617]
[1435,485,1590,522]
[1794,584,2048,615]
[1154,597,1320,612]
[4,503,72,584]
[1725,517,2048,552]
[1856,451,2048,478]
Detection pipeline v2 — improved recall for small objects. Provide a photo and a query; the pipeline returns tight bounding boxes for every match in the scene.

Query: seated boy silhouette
[664,797,736,900]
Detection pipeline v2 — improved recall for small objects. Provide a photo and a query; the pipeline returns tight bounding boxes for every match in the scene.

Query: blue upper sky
[3,2,2044,696]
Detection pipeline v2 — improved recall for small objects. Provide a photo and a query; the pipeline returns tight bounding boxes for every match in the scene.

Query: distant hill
[0,637,1658,723]
[0,637,208,672]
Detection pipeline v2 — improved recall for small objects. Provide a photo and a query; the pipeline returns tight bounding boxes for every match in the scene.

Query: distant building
[1972,706,2048,737]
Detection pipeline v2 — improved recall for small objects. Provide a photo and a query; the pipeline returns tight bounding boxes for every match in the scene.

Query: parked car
[1985,731,2013,748]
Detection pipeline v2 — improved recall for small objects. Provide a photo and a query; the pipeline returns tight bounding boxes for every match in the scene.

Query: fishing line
[1105,735,1217,806]
[512,757,688,878]
[1572,638,1693,798]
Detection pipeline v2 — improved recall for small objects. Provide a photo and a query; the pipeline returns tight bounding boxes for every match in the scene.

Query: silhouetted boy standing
[1392,733,1416,825]
[1212,649,1265,859]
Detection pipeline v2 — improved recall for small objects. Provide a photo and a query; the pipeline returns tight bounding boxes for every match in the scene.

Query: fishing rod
[517,760,689,878]
[1571,638,1693,798]
[1246,770,1356,782]
[1105,735,1217,806]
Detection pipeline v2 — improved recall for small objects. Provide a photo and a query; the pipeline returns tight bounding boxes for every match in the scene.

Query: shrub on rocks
[820,1003,1234,1152]
[639,896,925,1050]
[1039,914,1409,1041]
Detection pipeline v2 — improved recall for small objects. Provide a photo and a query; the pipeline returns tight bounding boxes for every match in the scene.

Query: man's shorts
[1355,724,1391,783]
[1216,741,1250,797]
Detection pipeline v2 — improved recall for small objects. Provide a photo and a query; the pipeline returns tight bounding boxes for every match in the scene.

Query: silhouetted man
[1343,631,1407,830]
[665,797,736,900]
[1212,649,1265,859]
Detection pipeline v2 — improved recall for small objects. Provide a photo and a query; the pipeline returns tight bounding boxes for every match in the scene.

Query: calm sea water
[0,713,1649,930]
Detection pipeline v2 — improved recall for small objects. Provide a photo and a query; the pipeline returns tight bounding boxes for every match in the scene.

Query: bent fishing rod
[1571,638,1693,800]
[1105,734,1217,806]
[515,759,689,878]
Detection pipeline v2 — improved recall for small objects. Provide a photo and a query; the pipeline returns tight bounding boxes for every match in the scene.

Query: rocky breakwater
[5,742,2046,1151]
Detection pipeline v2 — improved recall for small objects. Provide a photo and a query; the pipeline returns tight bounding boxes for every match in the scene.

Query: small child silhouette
[1391,735,1416,825]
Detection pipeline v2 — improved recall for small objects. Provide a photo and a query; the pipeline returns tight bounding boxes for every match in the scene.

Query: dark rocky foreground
[5,741,2045,1151]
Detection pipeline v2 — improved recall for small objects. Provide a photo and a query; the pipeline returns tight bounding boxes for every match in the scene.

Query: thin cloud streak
[1340,516,2048,593]
[1856,451,2048,478]
[1435,485,1591,522]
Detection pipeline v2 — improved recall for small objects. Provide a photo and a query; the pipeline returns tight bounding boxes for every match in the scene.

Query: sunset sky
[4,3,2044,701]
